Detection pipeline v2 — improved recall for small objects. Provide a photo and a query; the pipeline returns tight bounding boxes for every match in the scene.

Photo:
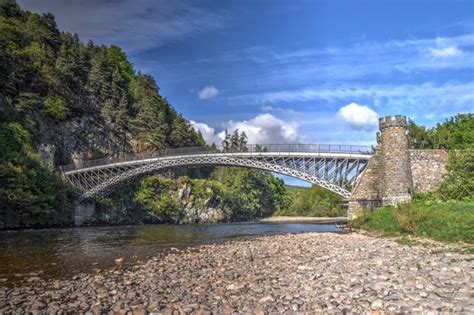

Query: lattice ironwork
[60,145,372,201]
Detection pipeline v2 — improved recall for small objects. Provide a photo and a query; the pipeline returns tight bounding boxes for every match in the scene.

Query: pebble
[0,232,472,313]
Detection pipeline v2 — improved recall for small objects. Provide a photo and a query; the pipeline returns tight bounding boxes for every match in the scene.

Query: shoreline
[1,232,472,313]
[260,216,347,224]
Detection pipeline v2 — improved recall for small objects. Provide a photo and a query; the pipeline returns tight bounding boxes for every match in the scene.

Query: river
[0,221,342,285]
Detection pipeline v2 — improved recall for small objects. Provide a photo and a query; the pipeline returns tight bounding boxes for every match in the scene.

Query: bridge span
[60,144,372,201]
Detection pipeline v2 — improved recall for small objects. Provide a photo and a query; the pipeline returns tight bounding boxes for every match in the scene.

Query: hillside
[0,0,288,228]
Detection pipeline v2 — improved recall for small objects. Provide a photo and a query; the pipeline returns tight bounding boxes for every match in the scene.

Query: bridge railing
[59,144,372,173]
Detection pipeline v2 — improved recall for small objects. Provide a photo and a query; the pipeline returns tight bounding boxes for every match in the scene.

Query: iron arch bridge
[60,144,372,201]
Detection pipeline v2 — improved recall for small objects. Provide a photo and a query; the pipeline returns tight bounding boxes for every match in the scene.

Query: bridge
[61,115,449,222]
[60,144,372,201]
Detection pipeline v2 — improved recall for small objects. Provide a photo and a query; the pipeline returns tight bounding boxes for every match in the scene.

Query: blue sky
[20,0,474,184]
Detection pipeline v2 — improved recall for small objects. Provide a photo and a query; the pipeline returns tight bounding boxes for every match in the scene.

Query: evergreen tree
[84,47,112,111]
[130,74,167,150]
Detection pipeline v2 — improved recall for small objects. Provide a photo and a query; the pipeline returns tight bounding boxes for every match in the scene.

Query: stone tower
[348,114,414,218]
[378,115,413,205]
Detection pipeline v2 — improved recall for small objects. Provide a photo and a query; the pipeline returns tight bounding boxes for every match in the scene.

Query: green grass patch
[349,199,474,243]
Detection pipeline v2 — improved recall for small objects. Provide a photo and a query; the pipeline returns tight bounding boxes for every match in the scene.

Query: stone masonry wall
[410,149,448,193]
[347,150,383,219]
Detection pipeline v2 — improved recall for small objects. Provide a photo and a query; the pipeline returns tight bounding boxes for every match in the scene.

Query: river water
[0,222,342,285]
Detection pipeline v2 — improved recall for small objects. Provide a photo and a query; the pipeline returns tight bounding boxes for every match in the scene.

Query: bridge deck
[59,144,373,200]
[60,144,372,174]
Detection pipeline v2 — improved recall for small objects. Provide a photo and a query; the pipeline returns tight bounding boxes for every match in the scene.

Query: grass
[349,198,474,244]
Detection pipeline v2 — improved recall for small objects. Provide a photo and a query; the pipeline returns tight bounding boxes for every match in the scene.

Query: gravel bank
[1,232,472,314]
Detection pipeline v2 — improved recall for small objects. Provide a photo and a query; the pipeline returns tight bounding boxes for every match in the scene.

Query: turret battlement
[379,115,407,130]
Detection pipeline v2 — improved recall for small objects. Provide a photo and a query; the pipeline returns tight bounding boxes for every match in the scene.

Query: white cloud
[428,46,462,58]
[425,37,463,58]
[198,85,219,100]
[224,113,299,144]
[338,103,379,130]
[190,113,300,145]
[190,120,223,145]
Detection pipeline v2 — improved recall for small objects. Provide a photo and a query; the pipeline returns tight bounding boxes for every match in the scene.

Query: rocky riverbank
[1,232,472,314]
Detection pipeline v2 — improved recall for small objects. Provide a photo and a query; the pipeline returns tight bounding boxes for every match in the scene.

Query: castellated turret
[378,115,413,205]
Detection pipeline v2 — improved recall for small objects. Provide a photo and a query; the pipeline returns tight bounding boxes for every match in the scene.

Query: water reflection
[0,222,341,284]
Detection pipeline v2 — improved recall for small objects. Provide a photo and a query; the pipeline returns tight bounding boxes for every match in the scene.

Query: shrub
[44,95,69,120]
[438,150,474,200]
[394,202,427,233]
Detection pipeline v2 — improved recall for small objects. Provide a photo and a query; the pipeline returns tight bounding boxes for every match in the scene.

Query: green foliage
[407,119,434,149]
[433,114,473,150]
[135,171,286,223]
[0,0,206,228]
[1,0,203,151]
[438,150,474,200]
[135,176,182,222]
[136,176,228,223]
[43,95,69,120]
[107,45,134,83]
[0,120,74,226]
[222,129,248,151]
[394,202,427,233]
[350,198,474,243]
[218,167,286,220]
[408,114,473,150]
[276,185,345,217]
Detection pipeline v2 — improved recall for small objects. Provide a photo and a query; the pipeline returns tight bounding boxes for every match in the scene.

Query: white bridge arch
[60,144,372,201]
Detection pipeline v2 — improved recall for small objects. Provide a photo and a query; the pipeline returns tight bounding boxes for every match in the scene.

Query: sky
[19,0,474,185]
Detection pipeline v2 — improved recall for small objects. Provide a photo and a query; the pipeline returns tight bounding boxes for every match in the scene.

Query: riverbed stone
[0,232,472,313]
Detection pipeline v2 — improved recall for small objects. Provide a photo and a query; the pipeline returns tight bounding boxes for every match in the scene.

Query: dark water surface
[0,222,341,285]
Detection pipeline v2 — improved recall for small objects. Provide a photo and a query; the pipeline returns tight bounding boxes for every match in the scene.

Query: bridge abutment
[348,115,448,219]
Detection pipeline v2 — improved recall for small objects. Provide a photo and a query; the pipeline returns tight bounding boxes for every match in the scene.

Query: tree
[408,119,434,149]
[43,95,69,120]
[130,74,167,150]
[433,114,473,150]
[408,114,473,150]
[108,45,134,83]
[438,150,474,200]
[84,47,112,110]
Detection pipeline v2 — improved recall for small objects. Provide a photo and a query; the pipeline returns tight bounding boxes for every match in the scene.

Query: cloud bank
[191,113,300,145]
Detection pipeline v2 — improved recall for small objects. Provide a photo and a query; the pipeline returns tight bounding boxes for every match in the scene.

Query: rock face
[74,180,230,226]
[1,233,472,314]
[36,114,135,167]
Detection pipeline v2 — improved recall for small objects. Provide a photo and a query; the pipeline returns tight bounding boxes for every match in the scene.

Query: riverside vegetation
[0,0,292,228]
[350,114,474,243]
